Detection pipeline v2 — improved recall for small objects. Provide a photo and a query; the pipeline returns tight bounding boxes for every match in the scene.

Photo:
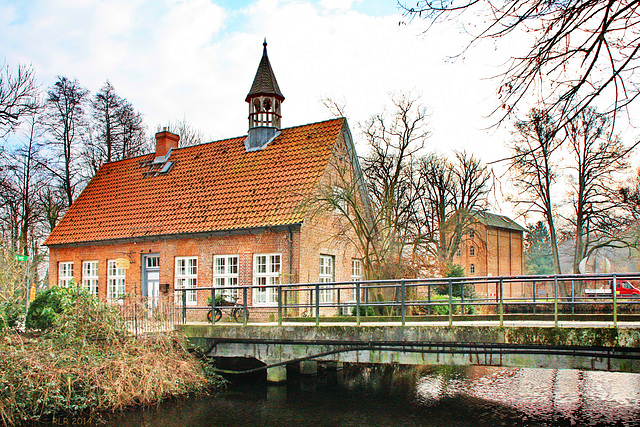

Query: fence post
[182,289,187,324]
[277,285,282,326]
[428,284,431,316]
[211,287,222,323]
[401,280,406,326]
[571,281,575,315]
[243,287,248,326]
[554,275,559,327]
[499,278,504,327]
[133,295,138,338]
[315,283,320,327]
[613,274,618,327]
[448,278,453,327]
[356,281,361,326]
[337,286,341,317]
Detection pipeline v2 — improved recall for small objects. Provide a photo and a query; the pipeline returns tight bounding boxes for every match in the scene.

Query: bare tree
[43,76,88,207]
[320,96,347,118]
[117,100,146,158]
[39,187,66,233]
[313,92,429,280]
[0,106,48,253]
[359,92,429,278]
[566,108,634,271]
[401,1,640,129]
[85,81,147,175]
[90,81,121,166]
[0,61,39,136]
[160,116,208,148]
[414,151,491,266]
[509,108,563,274]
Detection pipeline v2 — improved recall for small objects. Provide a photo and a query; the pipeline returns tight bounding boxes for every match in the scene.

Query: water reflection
[96,364,640,426]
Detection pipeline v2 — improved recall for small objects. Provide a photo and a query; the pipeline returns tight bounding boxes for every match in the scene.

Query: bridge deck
[184,320,640,328]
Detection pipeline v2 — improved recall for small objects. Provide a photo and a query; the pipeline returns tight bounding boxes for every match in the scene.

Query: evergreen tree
[525,221,554,275]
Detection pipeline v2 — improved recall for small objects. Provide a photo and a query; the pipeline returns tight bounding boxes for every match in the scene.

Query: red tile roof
[45,118,346,246]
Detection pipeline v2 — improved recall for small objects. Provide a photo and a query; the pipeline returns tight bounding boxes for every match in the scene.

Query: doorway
[142,254,160,309]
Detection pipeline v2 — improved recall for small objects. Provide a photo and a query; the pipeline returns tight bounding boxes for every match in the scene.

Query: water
[97,365,640,426]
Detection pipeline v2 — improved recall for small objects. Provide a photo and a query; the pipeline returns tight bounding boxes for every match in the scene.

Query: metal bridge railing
[175,273,640,327]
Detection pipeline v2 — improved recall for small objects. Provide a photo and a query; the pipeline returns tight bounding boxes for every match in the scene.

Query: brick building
[452,212,526,297]
[44,42,366,319]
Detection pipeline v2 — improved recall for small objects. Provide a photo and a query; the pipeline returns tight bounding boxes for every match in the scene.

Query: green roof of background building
[474,211,526,232]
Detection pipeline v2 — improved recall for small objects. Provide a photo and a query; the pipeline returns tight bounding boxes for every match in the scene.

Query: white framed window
[456,248,461,257]
[214,255,239,300]
[351,259,362,281]
[333,187,347,214]
[470,246,475,256]
[58,262,74,287]
[348,259,362,303]
[319,255,335,304]
[469,230,475,239]
[107,260,126,301]
[146,256,159,268]
[470,263,476,274]
[82,261,99,297]
[175,257,198,306]
[253,253,281,306]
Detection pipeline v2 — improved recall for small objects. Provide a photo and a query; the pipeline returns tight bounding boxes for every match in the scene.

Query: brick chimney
[155,128,180,158]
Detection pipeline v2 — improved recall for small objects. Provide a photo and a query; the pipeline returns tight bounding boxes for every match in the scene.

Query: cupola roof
[246,39,284,102]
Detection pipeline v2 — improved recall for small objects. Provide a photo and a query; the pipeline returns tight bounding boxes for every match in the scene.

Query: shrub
[0,289,224,426]
[414,294,476,315]
[351,305,375,316]
[205,294,229,306]
[25,284,88,330]
[435,263,477,300]
[0,300,25,331]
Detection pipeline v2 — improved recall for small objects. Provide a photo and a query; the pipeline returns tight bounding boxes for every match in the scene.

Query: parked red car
[614,281,640,296]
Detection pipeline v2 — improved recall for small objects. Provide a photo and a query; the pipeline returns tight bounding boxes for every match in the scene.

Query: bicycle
[206,297,249,323]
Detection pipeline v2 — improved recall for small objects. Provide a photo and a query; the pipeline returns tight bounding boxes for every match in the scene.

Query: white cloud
[1,0,589,221]
[320,0,355,11]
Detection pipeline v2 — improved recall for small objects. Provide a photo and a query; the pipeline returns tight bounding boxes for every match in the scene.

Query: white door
[143,255,160,309]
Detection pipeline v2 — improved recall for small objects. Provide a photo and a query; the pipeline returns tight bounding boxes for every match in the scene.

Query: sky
[3,0,637,222]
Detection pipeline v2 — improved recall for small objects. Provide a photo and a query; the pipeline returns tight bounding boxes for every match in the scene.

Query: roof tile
[45,118,345,245]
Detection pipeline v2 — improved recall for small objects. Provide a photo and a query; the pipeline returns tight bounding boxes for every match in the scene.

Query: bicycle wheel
[232,306,249,323]
[207,308,223,323]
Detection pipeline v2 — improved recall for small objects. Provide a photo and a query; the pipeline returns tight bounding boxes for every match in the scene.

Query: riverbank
[0,294,224,426]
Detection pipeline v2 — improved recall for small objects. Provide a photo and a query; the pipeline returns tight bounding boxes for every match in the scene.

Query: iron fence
[108,295,181,336]
[175,273,640,327]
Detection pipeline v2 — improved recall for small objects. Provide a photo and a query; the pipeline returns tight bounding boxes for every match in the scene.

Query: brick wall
[453,224,524,298]
[48,227,298,322]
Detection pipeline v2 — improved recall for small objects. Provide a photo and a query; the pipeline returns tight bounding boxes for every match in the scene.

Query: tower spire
[245,39,284,151]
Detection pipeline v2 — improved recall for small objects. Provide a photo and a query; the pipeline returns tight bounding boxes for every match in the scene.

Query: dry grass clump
[0,294,221,426]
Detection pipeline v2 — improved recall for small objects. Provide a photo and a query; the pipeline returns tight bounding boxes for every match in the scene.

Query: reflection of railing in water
[109,295,181,337]
[176,273,640,327]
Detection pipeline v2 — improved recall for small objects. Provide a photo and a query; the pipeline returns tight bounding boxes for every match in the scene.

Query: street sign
[14,255,28,261]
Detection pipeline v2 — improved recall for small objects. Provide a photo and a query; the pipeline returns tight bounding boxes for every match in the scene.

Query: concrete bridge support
[300,360,318,376]
[267,365,287,383]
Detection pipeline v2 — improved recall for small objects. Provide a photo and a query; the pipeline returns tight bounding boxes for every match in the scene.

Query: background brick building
[453,212,526,297]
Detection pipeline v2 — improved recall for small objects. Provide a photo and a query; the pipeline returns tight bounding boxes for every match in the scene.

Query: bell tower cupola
[245,39,285,151]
